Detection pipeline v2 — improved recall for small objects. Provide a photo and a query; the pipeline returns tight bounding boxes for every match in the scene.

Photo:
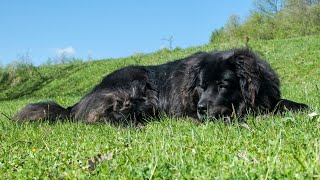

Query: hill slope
[1,36,319,105]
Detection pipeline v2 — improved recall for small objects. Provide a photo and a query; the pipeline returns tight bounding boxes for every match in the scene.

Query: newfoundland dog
[14,49,308,123]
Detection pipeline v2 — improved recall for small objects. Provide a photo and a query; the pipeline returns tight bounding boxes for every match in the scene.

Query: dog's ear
[183,53,206,92]
[229,51,261,108]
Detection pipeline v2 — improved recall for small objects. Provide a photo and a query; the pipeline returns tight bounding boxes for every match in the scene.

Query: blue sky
[0,0,253,66]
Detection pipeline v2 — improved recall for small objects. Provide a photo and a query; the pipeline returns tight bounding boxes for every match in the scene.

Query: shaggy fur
[14,49,308,123]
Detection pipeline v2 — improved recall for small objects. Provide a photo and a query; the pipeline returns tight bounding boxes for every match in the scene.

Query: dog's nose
[197,103,207,115]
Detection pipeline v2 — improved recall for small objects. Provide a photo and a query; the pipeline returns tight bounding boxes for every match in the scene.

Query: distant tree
[224,15,242,40]
[45,58,54,65]
[15,50,33,66]
[242,12,275,39]
[279,0,320,36]
[308,3,320,33]
[225,15,241,32]
[14,51,45,78]
[209,0,320,43]
[254,0,283,15]
[57,52,69,64]
[54,51,79,64]
[209,28,225,44]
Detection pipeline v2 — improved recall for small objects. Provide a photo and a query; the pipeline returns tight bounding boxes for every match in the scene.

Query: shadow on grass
[0,64,82,101]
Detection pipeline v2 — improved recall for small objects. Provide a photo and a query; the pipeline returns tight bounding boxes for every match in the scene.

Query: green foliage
[209,28,225,44]
[242,13,275,40]
[209,0,320,43]
[0,36,319,178]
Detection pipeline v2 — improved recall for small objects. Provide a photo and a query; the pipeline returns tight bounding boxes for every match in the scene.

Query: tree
[209,0,320,43]
[224,15,242,40]
[242,12,275,39]
[225,15,240,31]
[254,0,284,15]
[209,28,225,44]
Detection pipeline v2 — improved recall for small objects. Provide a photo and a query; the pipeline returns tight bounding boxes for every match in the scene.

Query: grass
[0,36,319,178]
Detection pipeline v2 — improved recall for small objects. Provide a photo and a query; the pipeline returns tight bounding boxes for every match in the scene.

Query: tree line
[210,0,320,43]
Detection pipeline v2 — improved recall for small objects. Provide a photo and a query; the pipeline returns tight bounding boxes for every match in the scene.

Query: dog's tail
[13,101,72,122]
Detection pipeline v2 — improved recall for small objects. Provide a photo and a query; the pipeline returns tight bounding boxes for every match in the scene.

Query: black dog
[14,49,308,123]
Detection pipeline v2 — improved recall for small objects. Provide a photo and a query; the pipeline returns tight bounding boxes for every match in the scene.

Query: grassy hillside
[1,36,319,104]
[0,36,319,178]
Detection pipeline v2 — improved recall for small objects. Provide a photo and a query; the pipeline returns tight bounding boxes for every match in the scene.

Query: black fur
[14,49,308,123]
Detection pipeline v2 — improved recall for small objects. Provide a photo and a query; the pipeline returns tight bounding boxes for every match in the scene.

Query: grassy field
[0,36,319,178]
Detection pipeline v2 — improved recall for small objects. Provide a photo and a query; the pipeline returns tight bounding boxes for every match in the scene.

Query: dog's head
[194,49,265,120]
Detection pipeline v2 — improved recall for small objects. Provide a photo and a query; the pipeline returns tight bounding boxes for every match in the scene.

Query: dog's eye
[217,82,229,92]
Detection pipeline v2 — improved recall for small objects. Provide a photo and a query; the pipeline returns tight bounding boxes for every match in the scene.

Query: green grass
[0,36,319,178]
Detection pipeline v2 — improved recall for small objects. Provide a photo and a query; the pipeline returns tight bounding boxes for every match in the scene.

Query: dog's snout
[197,102,207,115]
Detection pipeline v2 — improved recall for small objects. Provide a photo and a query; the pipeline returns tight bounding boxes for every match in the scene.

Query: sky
[0,0,253,66]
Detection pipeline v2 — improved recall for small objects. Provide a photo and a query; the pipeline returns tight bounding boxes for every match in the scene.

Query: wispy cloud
[55,46,76,56]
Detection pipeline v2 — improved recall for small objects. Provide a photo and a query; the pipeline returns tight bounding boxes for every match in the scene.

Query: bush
[209,0,320,43]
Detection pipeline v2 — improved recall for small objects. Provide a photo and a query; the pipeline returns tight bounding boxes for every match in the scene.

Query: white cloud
[55,46,76,57]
